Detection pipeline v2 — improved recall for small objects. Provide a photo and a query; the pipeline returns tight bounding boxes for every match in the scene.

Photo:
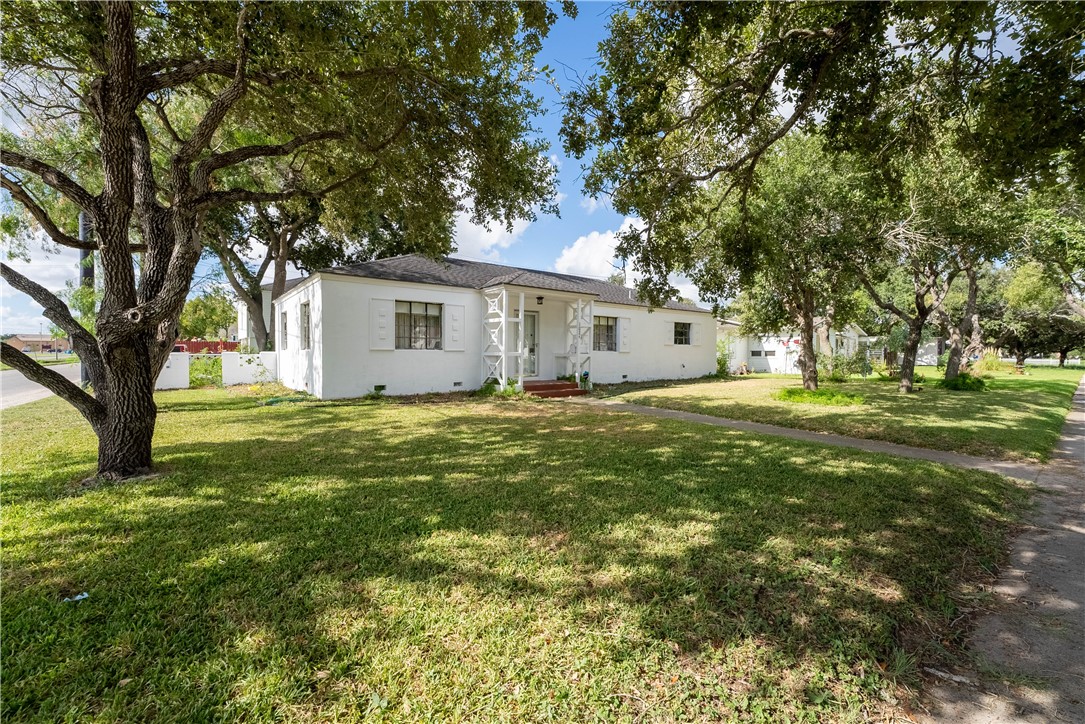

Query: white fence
[154,351,279,390]
[222,351,278,385]
[1000,357,1082,367]
[155,352,190,390]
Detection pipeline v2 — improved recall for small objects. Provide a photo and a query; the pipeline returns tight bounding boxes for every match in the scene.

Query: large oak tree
[561,1,1083,304]
[1,1,563,478]
[694,135,867,390]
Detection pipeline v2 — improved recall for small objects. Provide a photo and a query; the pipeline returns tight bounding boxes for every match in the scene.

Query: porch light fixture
[536,296,544,305]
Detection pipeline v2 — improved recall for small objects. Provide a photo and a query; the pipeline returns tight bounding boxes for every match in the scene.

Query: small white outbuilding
[716,319,867,374]
[272,255,716,399]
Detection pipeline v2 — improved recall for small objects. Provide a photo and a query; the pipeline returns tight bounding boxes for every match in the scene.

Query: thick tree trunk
[898,323,924,393]
[251,298,270,350]
[944,329,964,379]
[798,311,818,391]
[1058,350,1068,367]
[940,267,978,381]
[815,323,833,373]
[95,356,156,475]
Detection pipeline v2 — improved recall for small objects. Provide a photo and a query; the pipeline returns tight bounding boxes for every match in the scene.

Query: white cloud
[553,218,707,305]
[0,244,83,334]
[554,217,640,278]
[669,275,702,303]
[2,243,82,294]
[450,213,531,262]
[554,191,568,206]
[579,196,606,215]
[548,153,563,171]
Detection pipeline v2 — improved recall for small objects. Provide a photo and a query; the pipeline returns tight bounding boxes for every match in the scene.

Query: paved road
[0,363,81,409]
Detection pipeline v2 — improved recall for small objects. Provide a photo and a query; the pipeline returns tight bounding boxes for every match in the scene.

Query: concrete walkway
[573,397,1045,482]
[922,378,1084,724]
[573,380,1084,723]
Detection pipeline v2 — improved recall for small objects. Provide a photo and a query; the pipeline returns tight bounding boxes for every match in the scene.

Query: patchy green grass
[1,356,77,371]
[604,366,1082,461]
[775,387,865,406]
[2,389,1024,722]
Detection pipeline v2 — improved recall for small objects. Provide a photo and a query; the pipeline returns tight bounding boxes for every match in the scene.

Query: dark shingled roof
[318,255,709,313]
[261,278,306,295]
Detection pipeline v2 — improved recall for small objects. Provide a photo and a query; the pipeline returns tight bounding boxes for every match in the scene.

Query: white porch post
[575,298,583,381]
[584,298,593,386]
[515,291,525,390]
[499,287,507,388]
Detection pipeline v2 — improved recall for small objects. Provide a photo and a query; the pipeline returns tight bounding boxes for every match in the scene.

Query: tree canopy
[1,1,567,477]
[562,1,1084,302]
[179,289,236,341]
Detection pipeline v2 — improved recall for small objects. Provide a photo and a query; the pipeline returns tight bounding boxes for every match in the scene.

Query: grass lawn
[601,366,1084,462]
[2,389,1025,721]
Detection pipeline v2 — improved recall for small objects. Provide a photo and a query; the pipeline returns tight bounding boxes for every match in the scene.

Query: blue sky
[1,3,701,337]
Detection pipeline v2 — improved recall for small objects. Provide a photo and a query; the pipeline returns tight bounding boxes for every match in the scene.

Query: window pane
[395,312,410,349]
[593,316,617,351]
[674,322,691,345]
[394,301,442,350]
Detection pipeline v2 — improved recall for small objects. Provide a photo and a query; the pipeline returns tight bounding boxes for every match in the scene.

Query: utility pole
[78,211,94,388]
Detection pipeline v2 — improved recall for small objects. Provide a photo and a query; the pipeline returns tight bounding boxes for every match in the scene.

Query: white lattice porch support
[565,297,593,385]
[482,287,527,390]
[482,287,508,388]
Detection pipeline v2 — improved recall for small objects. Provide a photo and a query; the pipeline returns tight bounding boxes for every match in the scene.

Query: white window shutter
[370,298,394,350]
[664,321,673,346]
[444,304,465,351]
[619,317,631,352]
[691,322,702,346]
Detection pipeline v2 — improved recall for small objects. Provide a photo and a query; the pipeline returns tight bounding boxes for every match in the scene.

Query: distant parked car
[21,347,31,353]
[173,343,187,352]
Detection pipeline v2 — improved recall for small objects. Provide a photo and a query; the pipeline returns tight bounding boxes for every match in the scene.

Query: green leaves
[562,1,1082,295]
[179,289,236,341]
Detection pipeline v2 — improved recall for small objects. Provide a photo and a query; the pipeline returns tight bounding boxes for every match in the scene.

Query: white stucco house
[271,255,716,399]
[236,278,305,350]
[716,319,868,374]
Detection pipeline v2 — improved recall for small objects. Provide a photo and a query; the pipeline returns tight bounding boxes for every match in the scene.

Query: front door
[522,311,538,377]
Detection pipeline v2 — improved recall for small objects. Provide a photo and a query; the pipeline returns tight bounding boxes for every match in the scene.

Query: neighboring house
[716,320,867,374]
[6,333,71,354]
[236,277,305,350]
[916,338,945,366]
[273,255,715,399]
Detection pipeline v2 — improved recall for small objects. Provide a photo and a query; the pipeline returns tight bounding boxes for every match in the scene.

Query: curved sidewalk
[572,396,1045,481]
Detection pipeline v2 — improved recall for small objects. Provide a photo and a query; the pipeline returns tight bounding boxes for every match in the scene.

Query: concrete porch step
[529,387,589,398]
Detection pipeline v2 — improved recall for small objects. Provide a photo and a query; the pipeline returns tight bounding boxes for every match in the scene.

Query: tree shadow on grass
[1,401,1025,721]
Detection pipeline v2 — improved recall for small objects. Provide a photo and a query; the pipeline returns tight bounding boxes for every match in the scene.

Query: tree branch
[193,130,346,188]
[194,167,369,210]
[859,272,911,322]
[0,262,102,365]
[173,6,251,167]
[0,149,97,211]
[0,344,105,424]
[0,173,92,249]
